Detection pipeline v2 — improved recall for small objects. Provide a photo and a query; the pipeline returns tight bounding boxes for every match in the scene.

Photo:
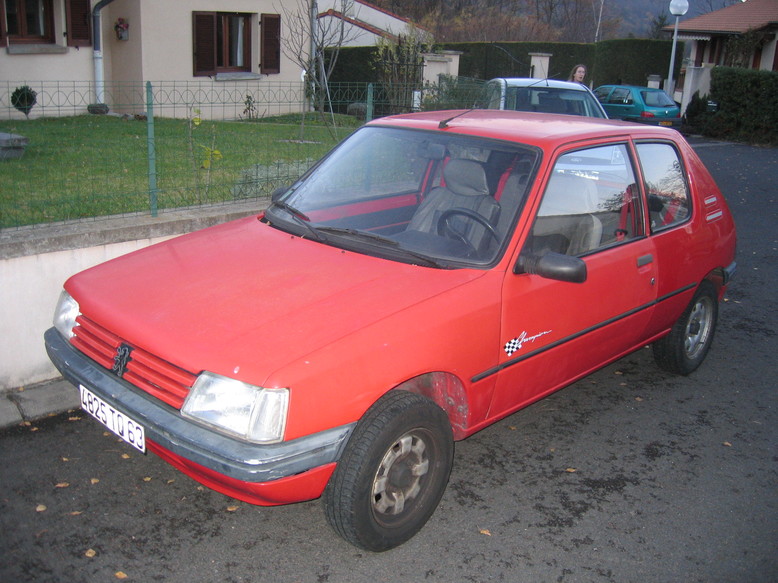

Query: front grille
[71,315,197,409]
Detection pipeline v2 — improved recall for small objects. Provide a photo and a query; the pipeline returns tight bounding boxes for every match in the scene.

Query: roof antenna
[439,109,474,129]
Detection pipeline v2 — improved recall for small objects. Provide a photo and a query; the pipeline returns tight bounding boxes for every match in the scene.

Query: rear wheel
[323,391,453,552]
[653,281,718,375]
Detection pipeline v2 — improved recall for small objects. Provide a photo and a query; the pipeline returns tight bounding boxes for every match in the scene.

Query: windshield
[264,126,539,268]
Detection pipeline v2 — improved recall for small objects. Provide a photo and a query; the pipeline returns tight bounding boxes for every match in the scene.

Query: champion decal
[504,330,552,356]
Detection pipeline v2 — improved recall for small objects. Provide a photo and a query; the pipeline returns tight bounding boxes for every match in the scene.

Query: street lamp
[666,0,689,97]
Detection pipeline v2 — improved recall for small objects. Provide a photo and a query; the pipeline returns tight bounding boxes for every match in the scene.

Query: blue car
[594,85,681,127]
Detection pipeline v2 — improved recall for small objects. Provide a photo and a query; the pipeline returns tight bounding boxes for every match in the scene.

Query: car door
[635,140,702,335]
[486,142,658,418]
[605,87,638,120]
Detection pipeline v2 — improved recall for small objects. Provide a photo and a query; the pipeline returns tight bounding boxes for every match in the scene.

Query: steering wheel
[436,208,500,255]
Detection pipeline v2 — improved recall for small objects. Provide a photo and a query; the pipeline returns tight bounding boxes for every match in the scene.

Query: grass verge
[0,113,361,229]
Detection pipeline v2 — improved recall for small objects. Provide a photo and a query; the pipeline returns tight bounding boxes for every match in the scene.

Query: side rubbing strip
[472,283,697,383]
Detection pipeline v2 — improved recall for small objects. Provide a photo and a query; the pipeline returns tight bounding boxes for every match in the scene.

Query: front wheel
[653,281,719,375]
[323,391,454,552]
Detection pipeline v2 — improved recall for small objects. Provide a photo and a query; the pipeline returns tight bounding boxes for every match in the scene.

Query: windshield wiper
[315,227,443,267]
[316,226,400,246]
[269,200,324,241]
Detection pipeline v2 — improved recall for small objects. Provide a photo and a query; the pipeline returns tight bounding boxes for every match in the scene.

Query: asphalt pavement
[1,136,776,582]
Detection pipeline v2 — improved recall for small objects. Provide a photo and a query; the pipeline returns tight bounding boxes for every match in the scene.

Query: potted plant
[114,18,129,40]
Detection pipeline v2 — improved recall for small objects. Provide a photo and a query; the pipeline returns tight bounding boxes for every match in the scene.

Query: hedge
[686,67,778,145]
[327,39,679,89]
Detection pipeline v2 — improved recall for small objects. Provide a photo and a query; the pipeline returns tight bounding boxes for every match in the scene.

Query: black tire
[653,281,719,375]
[323,391,454,552]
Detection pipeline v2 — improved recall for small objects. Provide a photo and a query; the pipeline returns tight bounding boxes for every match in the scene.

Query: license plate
[80,385,146,453]
[659,121,672,126]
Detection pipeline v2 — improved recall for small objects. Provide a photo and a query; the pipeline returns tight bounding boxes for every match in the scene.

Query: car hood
[67,216,488,385]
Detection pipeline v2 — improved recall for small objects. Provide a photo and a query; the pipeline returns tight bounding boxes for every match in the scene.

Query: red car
[46,110,736,552]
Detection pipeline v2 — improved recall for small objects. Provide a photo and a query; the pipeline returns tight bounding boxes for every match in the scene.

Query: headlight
[182,372,288,444]
[53,290,80,339]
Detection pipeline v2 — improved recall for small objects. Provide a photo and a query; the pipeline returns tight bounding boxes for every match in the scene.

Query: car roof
[369,109,678,149]
[490,78,591,91]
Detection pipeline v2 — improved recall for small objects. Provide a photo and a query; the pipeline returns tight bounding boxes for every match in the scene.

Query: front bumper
[45,328,354,493]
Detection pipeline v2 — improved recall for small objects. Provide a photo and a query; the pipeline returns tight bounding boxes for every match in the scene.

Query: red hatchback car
[46,110,736,552]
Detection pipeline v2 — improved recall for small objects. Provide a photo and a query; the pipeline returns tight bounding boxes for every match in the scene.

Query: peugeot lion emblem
[112,343,134,377]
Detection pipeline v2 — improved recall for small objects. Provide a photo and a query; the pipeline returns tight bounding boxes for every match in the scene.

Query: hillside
[614,0,741,38]
[369,0,743,40]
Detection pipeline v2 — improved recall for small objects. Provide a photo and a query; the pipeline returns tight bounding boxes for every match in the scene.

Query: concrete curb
[0,378,80,430]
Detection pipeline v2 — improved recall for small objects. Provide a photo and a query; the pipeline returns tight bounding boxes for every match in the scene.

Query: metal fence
[0,77,486,230]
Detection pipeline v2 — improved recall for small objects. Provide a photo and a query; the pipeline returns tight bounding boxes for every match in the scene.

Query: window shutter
[66,0,92,47]
[193,12,217,77]
[260,14,281,75]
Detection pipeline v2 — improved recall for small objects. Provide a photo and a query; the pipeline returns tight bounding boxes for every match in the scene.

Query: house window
[1,0,55,43]
[193,11,252,77]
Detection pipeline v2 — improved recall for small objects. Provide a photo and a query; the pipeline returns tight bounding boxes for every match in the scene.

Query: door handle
[637,254,653,267]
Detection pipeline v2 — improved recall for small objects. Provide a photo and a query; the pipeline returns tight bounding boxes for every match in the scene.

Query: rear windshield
[641,91,675,107]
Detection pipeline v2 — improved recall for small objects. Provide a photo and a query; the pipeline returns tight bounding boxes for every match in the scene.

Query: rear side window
[636,143,690,232]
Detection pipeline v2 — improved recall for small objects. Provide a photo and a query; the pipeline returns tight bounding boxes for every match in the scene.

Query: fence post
[145,81,158,217]
[366,83,374,122]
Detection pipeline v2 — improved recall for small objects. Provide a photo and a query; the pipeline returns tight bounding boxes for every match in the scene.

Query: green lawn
[0,113,360,229]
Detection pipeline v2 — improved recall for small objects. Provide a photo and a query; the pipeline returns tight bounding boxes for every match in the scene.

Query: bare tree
[648,11,670,40]
[275,0,361,134]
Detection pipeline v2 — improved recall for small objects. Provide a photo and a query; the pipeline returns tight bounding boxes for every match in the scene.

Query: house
[668,0,778,112]
[316,0,421,47]
[315,1,458,85]
[1,0,310,119]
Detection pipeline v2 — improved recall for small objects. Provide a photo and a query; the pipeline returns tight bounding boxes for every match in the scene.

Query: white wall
[0,200,264,391]
[0,236,173,389]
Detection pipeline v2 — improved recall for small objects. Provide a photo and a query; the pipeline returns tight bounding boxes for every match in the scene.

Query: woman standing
[568,64,587,84]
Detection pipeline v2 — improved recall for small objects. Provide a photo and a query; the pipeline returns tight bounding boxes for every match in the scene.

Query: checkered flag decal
[504,338,522,356]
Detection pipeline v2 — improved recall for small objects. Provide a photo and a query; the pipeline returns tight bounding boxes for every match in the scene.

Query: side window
[482,82,501,109]
[609,88,632,105]
[636,143,690,231]
[528,144,642,257]
[593,86,610,102]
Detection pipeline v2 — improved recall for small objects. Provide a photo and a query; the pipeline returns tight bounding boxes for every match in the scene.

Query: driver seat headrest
[443,159,490,197]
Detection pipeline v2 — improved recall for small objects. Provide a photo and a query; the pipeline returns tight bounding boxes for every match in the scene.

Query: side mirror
[514,251,587,283]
